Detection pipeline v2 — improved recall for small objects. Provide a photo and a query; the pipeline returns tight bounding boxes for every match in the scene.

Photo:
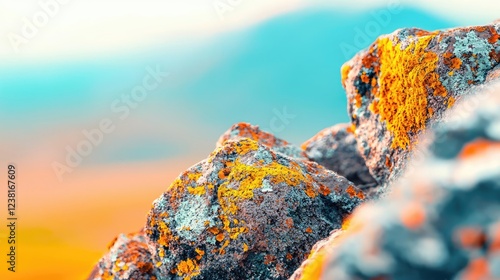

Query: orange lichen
[207,227,219,235]
[216,233,225,242]
[304,184,317,198]
[285,217,294,228]
[346,123,356,134]
[372,34,446,149]
[305,227,313,233]
[195,248,205,260]
[346,185,365,200]
[355,93,362,108]
[360,72,370,83]
[400,202,426,230]
[318,184,331,196]
[369,100,379,114]
[459,138,500,159]
[428,107,434,117]
[218,168,230,179]
[450,57,462,69]
[461,257,490,280]
[286,253,293,261]
[488,26,500,43]
[385,156,392,169]
[176,258,201,280]
[456,227,486,249]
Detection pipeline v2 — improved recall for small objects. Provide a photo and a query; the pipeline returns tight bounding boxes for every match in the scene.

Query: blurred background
[0,0,498,279]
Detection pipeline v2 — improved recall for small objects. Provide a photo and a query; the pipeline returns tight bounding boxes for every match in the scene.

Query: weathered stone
[342,23,500,185]
[302,123,377,195]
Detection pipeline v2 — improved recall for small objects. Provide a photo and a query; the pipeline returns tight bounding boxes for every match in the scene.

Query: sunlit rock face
[342,23,500,186]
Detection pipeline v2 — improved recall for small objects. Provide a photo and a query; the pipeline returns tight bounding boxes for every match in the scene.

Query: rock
[302,123,377,195]
[90,137,364,280]
[296,81,500,280]
[217,122,304,159]
[342,23,500,185]
[89,231,157,280]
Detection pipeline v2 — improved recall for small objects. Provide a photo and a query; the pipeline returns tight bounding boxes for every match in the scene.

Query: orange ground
[0,156,197,280]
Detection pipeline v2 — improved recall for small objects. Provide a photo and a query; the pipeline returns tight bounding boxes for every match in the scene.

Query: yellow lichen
[187,185,206,196]
[217,158,309,215]
[214,140,314,252]
[372,34,447,149]
[176,258,200,280]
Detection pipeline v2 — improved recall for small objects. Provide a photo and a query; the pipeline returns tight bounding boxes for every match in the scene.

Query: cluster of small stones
[89,22,500,280]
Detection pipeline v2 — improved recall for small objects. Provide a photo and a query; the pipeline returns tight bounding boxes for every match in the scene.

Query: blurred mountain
[149,6,457,144]
[0,6,456,163]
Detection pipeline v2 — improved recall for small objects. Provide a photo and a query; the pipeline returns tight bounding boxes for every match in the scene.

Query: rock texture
[343,23,500,185]
[302,124,377,195]
[294,81,500,279]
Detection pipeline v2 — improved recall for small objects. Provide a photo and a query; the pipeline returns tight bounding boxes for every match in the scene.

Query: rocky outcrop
[89,22,500,280]
[343,24,500,186]
[293,81,500,279]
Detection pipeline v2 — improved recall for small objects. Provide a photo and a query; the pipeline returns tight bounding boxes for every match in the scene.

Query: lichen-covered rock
[302,124,377,194]
[145,138,363,279]
[342,23,500,185]
[217,122,304,159]
[297,81,500,280]
[89,231,157,280]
